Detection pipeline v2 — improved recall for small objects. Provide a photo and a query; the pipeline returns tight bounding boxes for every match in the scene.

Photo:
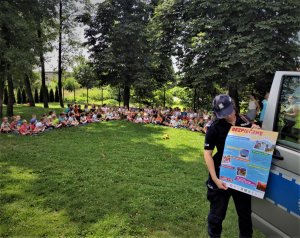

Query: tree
[31,0,59,109]
[39,86,44,103]
[57,0,88,108]
[0,63,5,117]
[17,88,22,104]
[63,76,80,102]
[55,86,59,102]
[34,88,39,103]
[21,88,27,104]
[0,1,36,116]
[24,74,35,106]
[4,87,8,105]
[152,0,300,108]
[73,60,95,104]
[84,0,155,108]
[49,88,55,102]
[0,0,45,115]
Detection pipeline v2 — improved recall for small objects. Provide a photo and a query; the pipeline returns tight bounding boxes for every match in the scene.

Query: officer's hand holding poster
[220,126,278,199]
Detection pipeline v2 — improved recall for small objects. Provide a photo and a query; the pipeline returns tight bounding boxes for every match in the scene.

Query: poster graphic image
[219,126,278,199]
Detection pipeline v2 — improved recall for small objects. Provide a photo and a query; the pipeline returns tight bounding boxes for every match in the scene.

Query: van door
[252,71,300,237]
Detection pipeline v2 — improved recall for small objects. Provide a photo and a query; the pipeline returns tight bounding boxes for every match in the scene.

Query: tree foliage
[83,0,173,107]
[151,0,300,107]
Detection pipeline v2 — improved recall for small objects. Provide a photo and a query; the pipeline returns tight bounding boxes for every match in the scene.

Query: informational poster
[219,126,278,199]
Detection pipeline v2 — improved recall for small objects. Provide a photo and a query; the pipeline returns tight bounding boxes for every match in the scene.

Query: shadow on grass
[0,121,264,238]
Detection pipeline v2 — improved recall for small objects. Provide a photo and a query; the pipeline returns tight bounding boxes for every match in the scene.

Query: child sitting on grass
[19,120,31,135]
[169,116,176,127]
[10,116,20,133]
[51,114,62,128]
[67,112,79,126]
[92,111,100,122]
[58,112,68,127]
[143,113,150,123]
[154,114,163,125]
[86,112,93,123]
[134,113,143,123]
[42,116,54,130]
[34,121,46,134]
[30,114,37,125]
[1,117,11,133]
[80,113,88,124]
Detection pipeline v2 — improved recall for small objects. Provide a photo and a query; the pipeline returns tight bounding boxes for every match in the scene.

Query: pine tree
[22,88,27,104]
[55,86,59,102]
[34,88,39,103]
[17,88,22,104]
[40,86,43,103]
[49,88,54,102]
[4,87,8,105]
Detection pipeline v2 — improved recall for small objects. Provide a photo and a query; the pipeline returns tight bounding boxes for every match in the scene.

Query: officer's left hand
[251,124,260,129]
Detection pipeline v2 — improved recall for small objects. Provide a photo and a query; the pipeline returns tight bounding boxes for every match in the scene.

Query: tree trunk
[101,87,103,105]
[73,88,76,102]
[40,53,48,108]
[7,70,14,117]
[58,0,64,108]
[228,83,240,113]
[37,25,49,108]
[86,88,89,104]
[193,88,197,111]
[163,87,166,107]
[24,74,35,107]
[123,84,130,108]
[118,86,121,107]
[0,62,5,118]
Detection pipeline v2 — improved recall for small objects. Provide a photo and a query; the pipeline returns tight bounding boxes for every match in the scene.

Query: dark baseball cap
[212,94,234,119]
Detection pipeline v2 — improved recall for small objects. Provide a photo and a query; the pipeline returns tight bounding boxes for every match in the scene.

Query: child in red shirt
[19,120,31,135]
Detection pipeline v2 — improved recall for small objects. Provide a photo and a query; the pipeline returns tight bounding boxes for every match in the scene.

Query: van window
[275,75,300,150]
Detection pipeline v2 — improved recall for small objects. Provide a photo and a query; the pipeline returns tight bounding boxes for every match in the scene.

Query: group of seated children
[1,104,213,136]
[0,110,102,136]
[127,110,213,134]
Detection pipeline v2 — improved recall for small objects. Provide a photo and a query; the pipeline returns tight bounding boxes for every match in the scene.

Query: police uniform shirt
[204,114,251,189]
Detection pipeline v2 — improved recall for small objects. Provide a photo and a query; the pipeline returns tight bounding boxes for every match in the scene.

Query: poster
[219,126,278,199]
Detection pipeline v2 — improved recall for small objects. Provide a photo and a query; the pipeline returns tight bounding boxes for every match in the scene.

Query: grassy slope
[0,105,265,237]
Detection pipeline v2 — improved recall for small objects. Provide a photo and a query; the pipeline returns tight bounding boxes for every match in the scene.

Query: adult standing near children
[204,94,258,238]
[246,94,260,122]
[281,95,299,139]
[259,92,269,124]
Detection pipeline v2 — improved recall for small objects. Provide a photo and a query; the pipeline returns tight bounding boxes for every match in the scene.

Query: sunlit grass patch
[0,111,265,237]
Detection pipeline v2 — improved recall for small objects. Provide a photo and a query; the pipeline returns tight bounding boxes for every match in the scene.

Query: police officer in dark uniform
[204,94,258,238]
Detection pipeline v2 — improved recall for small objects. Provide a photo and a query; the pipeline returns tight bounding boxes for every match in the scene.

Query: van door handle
[272,149,284,160]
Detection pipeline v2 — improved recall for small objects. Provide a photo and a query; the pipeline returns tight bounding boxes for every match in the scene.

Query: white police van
[252,71,300,237]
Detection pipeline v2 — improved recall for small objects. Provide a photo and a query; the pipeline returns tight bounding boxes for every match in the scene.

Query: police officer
[204,94,258,238]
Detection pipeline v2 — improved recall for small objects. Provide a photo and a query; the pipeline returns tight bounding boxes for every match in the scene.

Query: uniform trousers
[207,187,253,238]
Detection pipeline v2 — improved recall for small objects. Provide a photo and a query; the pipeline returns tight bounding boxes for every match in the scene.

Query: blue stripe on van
[265,171,300,217]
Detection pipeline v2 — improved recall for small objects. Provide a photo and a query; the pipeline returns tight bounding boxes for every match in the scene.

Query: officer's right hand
[215,179,228,190]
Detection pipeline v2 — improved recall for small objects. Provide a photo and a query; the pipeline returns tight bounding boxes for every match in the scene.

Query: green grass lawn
[0,104,265,237]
